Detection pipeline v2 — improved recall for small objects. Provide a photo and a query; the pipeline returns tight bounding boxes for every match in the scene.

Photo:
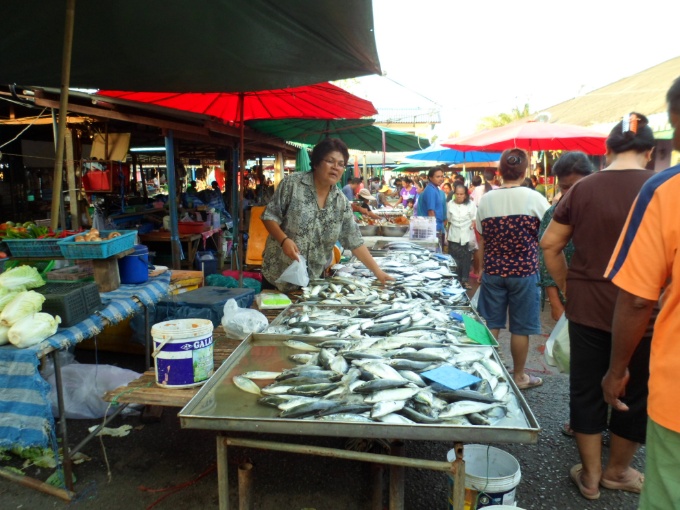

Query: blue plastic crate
[58,230,137,259]
[4,238,63,258]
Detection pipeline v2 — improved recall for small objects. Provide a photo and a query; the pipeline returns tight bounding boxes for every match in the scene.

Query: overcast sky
[345,0,679,136]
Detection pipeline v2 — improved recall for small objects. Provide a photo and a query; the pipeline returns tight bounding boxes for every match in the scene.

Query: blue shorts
[477,273,541,335]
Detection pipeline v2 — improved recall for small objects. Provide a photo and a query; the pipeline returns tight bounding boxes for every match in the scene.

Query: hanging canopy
[97,83,377,123]
[247,119,431,152]
[441,122,608,155]
[0,0,382,92]
[295,148,311,172]
[405,143,502,164]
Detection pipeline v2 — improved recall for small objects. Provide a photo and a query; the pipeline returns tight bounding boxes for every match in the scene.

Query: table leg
[389,440,405,510]
[143,304,151,369]
[451,442,466,510]
[52,351,74,491]
[188,238,200,269]
[217,435,229,510]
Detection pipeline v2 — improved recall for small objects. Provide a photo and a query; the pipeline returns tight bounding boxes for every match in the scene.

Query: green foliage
[478,104,532,130]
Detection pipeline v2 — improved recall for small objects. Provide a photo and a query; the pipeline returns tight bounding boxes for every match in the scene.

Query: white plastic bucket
[152,318,214,388]
[447,445,521,509]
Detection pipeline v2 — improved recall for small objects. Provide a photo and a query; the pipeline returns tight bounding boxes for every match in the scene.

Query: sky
[343,0,680,138]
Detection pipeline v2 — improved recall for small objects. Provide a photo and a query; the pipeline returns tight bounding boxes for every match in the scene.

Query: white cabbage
[0,288,21,312]
[0,265,45,290]
[8,313,61,349]
[0,290,46,327]
[0,324,10,345]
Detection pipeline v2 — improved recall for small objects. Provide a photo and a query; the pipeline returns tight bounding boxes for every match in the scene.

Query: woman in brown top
[541,113,656,500]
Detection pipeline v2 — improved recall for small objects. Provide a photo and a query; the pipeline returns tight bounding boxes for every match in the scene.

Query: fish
[371,400,406,419]
[401,405,443,424]
[353,378,410,393]
[279,400,339,419]
[378,413,416,424]
[364,387,420,404]
[240,371,282,380]
[289,354,317,364]
[316,413,374,423]
[436,389,500,404]
[286,382,341,396]
[360,362,406,381]
[439,401,502,419]
[283,340,321,351]
[233,376,261,395]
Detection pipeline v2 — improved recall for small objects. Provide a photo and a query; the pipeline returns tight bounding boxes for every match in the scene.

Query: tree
[478,104,532,130]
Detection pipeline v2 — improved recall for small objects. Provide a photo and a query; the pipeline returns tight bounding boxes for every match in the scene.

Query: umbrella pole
[238,93,245,288]
[543,151,548,199]
[50,0,76,231]
[164,131,181,269]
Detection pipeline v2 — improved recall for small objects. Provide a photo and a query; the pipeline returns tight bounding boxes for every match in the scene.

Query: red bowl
[178,221,208,234]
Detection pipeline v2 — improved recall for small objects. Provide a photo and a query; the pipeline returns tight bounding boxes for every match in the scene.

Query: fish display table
[179,333,540,510]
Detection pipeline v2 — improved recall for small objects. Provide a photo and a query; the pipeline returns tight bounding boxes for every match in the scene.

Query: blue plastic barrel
[118,244,149,284]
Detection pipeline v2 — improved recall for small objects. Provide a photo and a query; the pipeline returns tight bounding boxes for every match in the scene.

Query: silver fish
[371,400,406,419]
[241,371,281,380]
[439,401,501,419]
[233,376,261,395]
[364,387,419,404]
[284,340,321,352]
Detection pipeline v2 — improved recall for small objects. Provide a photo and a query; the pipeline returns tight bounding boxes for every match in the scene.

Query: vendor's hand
[374,269,395,285]
[282,238,300,261]
[602,368,630,412]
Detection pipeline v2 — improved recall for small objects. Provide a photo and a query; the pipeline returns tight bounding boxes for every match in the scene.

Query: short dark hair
[427,167,444,179]
[668,76,680,115]
[606,112,655,154]
[499,149,528,181]
[471,175,482,186]
[551,151,595,179]
[348,177,362,185]
[310,138,350,169]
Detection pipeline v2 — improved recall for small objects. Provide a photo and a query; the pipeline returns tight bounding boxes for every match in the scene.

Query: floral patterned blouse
[261,171,364,291]
[538,203,574,292]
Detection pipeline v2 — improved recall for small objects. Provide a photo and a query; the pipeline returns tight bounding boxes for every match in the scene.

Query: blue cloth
[341,184,354,201]
[0,272,170,449]
[418,182,445,231]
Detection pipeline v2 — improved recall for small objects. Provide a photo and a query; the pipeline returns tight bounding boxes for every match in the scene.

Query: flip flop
[561,422,575,437]
[516,374,543,390]
[570,464,601,500]
[600,472,644,494]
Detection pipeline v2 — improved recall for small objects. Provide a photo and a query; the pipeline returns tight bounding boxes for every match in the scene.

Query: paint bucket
[152,318,214,388]
[118,244,149,284]
[447,445,521,509]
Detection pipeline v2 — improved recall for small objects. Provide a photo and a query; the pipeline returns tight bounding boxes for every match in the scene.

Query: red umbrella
[97,82,377,123]
[441,122,608,155]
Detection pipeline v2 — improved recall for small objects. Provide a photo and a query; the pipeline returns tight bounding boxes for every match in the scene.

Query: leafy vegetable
[0,265,45,290]
[8,312,61,348]
[0,288,21,312]
[0,324,10,345]
[0,291,46,327]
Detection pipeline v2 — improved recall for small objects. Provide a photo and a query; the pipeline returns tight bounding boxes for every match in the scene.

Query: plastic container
[151,318,214,388]
[37,281,102,327]
[118,244,150,284]
[194,250,218,275]
[178,221,207,234]
[58,230,136,259]
[447,445,521,509]
[5,238,63,258]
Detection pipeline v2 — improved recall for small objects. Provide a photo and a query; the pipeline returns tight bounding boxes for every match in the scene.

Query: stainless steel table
[179,334,540,510]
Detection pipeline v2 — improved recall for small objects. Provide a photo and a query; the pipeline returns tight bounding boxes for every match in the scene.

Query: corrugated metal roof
[374,108,441,124]
[538,56,679,128]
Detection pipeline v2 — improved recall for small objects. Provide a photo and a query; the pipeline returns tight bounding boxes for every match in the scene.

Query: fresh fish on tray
[231,339,526,428]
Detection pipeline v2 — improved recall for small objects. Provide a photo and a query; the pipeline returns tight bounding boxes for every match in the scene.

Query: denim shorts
[477,273,541,335]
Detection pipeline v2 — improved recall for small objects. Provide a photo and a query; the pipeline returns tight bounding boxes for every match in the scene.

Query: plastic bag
[470,286,480,309]
[275,255,310,287]
[221,298,268,340]
[546,313,570,373]
[46,363,141,419]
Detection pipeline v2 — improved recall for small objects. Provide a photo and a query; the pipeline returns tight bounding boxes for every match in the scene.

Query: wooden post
[451,442,466,510]
[65,128,79,229]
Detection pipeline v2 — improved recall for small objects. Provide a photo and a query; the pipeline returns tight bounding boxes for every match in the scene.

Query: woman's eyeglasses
[322,158,345,168]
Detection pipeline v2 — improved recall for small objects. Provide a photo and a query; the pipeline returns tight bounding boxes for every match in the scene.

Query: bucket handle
[151,337,173,358]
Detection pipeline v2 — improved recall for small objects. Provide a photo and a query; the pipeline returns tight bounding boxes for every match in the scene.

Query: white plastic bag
[221,298,268,340]
[470,286,480,309]
[47,363,141,419]
[275,255,310,287]
[545,313,570,373]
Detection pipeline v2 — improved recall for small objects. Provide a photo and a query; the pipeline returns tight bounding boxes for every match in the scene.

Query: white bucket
[152,318,214,388]
[447,445,521,509]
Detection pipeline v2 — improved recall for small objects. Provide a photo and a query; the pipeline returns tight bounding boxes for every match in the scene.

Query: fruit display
[73,229,121,242]
[0,221,80,240]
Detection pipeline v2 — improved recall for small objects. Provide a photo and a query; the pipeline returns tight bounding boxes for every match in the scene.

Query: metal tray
[179,333,540,444]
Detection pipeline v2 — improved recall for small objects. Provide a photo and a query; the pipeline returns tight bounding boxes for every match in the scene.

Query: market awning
[0,0,382,92]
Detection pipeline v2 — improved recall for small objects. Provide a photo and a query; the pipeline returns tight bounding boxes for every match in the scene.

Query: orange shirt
[606,164,680,433]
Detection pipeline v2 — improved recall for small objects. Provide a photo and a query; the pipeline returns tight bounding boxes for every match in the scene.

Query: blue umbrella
[405,144,501,164]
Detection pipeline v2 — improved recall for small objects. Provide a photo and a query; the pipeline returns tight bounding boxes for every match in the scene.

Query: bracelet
[280,237,289,247]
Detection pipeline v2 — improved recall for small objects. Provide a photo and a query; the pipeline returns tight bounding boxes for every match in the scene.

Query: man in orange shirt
[603,76,680,509]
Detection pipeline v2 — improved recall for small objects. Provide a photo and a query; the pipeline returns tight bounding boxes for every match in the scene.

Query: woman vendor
[261,138,393,291]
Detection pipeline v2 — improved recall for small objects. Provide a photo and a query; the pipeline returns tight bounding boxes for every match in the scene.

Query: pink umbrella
[441,122,608,155]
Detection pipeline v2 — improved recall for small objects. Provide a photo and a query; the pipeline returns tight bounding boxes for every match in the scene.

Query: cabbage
[8,313,61,348]
[0,324,9,345]
[0,288,21,312]
[0,266,45,290]
[0,291,46,327]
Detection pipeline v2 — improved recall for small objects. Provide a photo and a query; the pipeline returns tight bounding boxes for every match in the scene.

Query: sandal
[600,472,644,494]
[516,374,543,390]
[570,464,601,500]
[562,422,575,437]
